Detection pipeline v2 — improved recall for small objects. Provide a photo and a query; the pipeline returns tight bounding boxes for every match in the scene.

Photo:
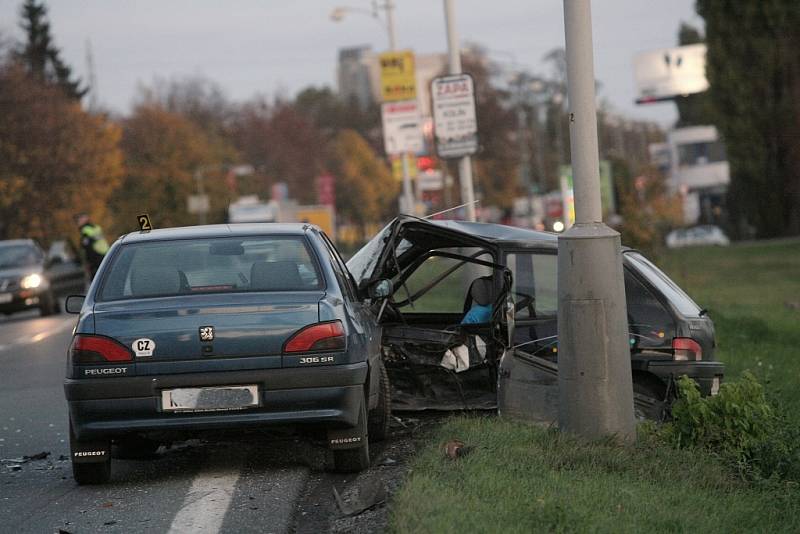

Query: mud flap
[70,429,110,464]
[327,396,367,450]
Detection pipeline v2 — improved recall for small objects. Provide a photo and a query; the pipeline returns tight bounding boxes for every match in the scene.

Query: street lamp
[330,1,397,50]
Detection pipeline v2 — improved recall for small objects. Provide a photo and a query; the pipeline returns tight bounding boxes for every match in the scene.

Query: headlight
[20,273,43,289]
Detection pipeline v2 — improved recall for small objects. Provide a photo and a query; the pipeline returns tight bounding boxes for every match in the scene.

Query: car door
[45,242,86,296]
[504,250,559,357]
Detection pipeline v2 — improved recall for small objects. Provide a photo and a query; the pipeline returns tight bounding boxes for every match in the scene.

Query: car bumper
[0,290,44,313]
[65,362,368,440]
[646,360,725,396]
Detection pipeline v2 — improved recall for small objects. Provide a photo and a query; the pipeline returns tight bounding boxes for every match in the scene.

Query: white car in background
[666,225,730,248]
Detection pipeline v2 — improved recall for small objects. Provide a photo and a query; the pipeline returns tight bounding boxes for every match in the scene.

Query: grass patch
[391,240,800,533]
[390,417,800,533]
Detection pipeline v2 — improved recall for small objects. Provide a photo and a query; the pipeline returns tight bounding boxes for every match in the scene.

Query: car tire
[633,376,667,422]
[69,423,111,485]
[367,360,391,442]
[114,436,161,460]
[39,292,58,316]
[333,402,370,473]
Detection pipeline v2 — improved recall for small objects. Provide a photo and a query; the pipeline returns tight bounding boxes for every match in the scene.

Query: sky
[0,0,704,126]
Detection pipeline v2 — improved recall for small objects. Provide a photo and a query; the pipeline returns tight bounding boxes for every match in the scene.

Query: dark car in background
[0,239,85,316]
[348,216,724,421]
[64,224,390,484]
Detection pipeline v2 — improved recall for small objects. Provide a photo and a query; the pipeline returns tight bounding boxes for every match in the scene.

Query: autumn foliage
[0,65,123,243]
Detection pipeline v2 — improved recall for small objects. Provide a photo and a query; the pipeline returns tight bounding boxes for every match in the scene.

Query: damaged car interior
[348,218,513,411]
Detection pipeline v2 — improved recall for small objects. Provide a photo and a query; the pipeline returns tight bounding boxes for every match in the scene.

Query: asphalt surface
[0,308,380,534]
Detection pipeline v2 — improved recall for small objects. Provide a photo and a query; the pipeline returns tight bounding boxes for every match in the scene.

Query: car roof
[118,223,314,244]
[429,220,558,247]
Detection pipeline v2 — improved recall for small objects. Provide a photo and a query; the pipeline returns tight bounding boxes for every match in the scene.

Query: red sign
[317,174,335,206]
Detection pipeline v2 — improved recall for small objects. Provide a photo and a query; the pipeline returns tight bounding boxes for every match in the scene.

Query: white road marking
[0,318,74,353]
[168,468,241,534]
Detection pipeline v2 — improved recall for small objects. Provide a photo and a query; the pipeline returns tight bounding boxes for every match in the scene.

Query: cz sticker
[132,338,155,357]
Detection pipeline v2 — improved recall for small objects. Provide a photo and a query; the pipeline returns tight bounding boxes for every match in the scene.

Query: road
[0,309,412,533]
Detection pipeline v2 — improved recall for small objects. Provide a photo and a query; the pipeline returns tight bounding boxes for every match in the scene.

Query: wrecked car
[348,216,724,421]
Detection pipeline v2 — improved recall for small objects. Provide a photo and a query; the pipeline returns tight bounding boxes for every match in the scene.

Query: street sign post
[379,49,418,213]
[431,74,478,159]
[381,101,424,156]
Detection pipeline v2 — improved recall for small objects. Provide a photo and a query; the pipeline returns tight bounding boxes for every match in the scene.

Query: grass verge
[390,239,800,533]
[390,417,799,533]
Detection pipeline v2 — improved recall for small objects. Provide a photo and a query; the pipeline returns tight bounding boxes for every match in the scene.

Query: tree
[15,0,86,99]
[696,1,800,237]
[673,23,714,128]
[325,130,398,240]
[231,102,326,204]
[612,156,682,257]
[294,86,381,146]
[0,64,122,242]
[459,48,519,210]
[113,103,233,235]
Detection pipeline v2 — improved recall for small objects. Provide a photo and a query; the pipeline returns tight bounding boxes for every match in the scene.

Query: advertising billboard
[634,44,709,104]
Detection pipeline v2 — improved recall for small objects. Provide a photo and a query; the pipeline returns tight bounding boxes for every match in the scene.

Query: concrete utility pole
[557,0,635,441]
[443,0,477,222]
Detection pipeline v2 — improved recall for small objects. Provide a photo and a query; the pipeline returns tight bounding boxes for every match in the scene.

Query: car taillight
[672,337,702,361]
[69,334,133,364]
[284,321,346,353]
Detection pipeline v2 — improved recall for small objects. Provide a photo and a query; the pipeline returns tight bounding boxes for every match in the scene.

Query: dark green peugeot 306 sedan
[63,224,389,484]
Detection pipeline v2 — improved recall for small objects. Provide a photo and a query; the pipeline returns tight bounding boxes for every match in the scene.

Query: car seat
[250,261,302,290]
[130,267,181,297]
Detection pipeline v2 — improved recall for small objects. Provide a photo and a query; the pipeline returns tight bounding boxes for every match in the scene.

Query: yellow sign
[295,206,335,237]
[391,154,418,182]
[379,50,417,102]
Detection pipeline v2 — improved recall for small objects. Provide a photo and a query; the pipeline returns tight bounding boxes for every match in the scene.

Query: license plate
[0,293,12,304]
[161,385,259,412]
[711,376,721,396]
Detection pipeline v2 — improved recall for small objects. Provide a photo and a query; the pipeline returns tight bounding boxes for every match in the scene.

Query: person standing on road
[76,213,109,279]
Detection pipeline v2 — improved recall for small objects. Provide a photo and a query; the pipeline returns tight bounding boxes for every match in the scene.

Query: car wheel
[633,377,667,422]
[333,402,370,473]
[39,292,58,316]
[367,360,391,442]
[114,436,161,460]
[69,422,111,485]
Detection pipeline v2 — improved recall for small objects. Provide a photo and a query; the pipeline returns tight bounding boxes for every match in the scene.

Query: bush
[656,373,799,482]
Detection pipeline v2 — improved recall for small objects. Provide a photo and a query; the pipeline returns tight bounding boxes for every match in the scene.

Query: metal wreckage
[347,216,724,421]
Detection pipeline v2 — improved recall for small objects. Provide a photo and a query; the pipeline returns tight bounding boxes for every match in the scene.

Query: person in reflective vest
[76,213,109,279]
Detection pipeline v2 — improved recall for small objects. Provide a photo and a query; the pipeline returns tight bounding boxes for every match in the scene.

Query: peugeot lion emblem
[199,326,215,342]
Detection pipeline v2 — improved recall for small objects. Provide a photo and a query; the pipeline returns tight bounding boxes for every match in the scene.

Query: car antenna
[423,200,480,220]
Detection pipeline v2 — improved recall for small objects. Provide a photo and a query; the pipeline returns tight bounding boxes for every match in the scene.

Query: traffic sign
[431,74,478,159]
[379,50,417,102]
[187,194,210,214]
[381,101,424,156]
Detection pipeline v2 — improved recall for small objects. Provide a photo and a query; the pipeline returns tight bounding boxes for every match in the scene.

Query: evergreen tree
[696,0,800,237]
[673,23,714,128]
[16,0,86,100]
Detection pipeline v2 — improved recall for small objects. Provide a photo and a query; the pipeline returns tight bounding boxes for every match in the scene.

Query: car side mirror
[369,279,393,299]
[65,295,85,314]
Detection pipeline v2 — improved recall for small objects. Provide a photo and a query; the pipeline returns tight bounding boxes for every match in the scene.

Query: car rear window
[98,236,322,301]
[624,252,702,317]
